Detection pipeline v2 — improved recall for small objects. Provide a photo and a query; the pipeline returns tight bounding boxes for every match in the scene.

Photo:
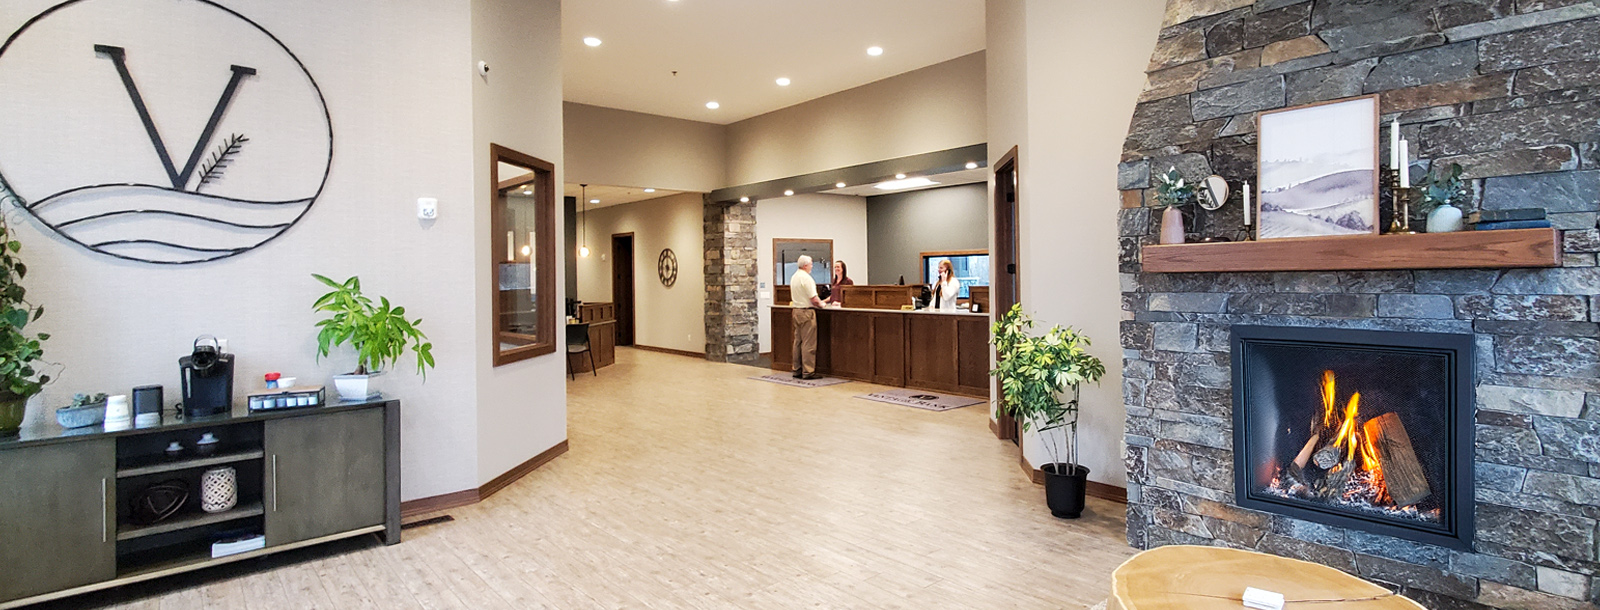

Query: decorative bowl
[56,403,107,429]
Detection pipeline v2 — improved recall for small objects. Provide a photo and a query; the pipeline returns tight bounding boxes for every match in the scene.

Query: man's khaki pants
[792,308,817,375]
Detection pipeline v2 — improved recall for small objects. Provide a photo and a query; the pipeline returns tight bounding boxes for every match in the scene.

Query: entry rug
[856,389,984,412]
[750,373,849,388]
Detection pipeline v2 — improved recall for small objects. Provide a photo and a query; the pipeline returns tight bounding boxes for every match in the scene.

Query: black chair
[566,323,596,380]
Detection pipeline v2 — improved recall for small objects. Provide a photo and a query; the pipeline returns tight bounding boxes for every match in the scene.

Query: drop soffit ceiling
[562,0,986,125]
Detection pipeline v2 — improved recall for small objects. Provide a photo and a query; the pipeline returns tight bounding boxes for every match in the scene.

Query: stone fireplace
[1119,1,1600,608]
[1232,325,1475,551]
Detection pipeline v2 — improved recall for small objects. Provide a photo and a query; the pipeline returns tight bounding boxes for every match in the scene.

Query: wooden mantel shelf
[1141,228,1562,273]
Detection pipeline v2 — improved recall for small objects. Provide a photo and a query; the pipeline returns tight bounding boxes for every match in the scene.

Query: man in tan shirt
[790,255,825,379]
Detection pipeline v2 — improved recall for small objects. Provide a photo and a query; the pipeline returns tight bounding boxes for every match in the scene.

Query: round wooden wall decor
[658,248,678,287]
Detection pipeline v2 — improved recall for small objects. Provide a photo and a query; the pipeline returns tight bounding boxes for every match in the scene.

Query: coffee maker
[180,336,234,418]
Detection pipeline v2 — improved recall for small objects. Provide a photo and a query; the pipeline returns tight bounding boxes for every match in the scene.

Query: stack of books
[1468,208,1549,230]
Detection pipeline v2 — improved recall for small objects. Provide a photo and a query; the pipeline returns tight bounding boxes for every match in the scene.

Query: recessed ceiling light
[583,37,602,47]
[739,196,750,203]
[875,177,939,191]
[705,101,720,109]
[776,77,791,86]
[966,162,979,170]
[784,190,794,196]
[521,189,531,195]
[644,188,656,193]
[589,199,599,204]
[867,46,883,56]
[895,173,907,180]
[835,182,846,188]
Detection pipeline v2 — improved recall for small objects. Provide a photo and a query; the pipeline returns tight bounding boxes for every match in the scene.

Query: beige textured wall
[755,194,869,353]
[726,52,988,186]
[575,193,706,354]
[564,102,727,193]
[471,0,568,488]
[3,0,485,500]
[988,0,1165,488]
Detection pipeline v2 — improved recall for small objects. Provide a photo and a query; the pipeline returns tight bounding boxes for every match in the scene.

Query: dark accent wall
[865,184,988,285]
[1119,2,1600,608]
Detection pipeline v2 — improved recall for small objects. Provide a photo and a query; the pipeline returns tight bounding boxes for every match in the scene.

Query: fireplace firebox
[1231,326,1475,550]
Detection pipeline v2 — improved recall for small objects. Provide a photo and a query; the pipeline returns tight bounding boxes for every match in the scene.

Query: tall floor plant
[991,304,1106,515]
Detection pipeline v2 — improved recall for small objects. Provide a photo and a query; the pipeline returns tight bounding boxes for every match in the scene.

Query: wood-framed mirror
[490,144,557,366]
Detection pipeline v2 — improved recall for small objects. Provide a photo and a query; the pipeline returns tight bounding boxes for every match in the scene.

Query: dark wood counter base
[772,306,990,398]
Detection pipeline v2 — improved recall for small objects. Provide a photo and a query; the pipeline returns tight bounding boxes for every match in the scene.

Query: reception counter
[771,305,990,397]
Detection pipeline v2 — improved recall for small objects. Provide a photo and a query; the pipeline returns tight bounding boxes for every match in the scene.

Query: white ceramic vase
[1426,203,1465,233]
[200,466,238,514]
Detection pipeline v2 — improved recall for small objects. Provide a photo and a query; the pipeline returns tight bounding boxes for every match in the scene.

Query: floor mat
[750,373,849,388]
[855,388,985,411]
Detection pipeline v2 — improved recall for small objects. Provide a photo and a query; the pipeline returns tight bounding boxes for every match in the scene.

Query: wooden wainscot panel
[906,315,960,394]
[771,309,794,371]
[569,321,616,373]
[955,317,990,397]
[872,286,917,310]
[826,311,873,381]
[871,313,907,386]
[775,285,792,305]
[968,286,990,314]
[1142,228,1561,273]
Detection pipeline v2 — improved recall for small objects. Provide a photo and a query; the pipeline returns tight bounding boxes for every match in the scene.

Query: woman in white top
[931,259,962,310]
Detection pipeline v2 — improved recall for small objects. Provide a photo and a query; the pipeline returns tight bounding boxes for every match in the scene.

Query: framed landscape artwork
[1255,95,1380,239]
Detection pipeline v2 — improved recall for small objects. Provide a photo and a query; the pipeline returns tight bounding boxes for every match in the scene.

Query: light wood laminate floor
[51,348,1132,609]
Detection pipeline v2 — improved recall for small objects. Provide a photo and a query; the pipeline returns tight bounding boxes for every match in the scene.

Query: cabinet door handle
[101,477,109,543]
[271,454,279,512]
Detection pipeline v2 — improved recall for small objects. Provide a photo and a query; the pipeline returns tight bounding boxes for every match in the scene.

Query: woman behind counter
[931,259,962,310]
[826,260,854,306]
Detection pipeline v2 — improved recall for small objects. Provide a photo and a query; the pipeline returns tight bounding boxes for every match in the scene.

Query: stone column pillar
[703,197,759,363]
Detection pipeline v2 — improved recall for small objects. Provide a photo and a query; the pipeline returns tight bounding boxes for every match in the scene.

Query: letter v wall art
[0,0,332,264]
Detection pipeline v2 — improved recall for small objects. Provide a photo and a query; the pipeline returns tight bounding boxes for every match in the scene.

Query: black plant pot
[1042,463,1090,519]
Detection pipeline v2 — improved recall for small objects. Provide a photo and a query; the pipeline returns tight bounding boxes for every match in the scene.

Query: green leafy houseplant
[1153,166,1195,208]
[312,274,435,377]
[990,304,1106,474]
[1420,162,1468,211]
[0,214,49,433]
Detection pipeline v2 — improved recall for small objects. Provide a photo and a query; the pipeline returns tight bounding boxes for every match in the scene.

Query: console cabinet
[0,399,399,608]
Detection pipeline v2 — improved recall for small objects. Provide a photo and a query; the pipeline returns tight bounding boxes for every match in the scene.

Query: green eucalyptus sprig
[1154,166,1196,208]
[0,212,49,399]
[312,274,435,377]
[990,304,1106,470]
[1420,162,1469,212]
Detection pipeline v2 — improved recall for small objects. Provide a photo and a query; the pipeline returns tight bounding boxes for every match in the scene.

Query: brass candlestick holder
[1385,169,1418,235]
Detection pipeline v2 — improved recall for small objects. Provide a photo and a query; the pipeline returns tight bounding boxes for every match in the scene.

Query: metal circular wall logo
[0,0,332,264]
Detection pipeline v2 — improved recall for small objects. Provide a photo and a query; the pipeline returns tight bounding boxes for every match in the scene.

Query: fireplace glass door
[1231,326,1474,550]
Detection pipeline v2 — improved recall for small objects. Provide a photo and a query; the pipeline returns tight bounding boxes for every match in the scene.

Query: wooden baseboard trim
[480,440,570,499]
[990,418,1001,438]
[632,344,705,359]
[399,440,570,518]
[400,489,479,518]
[1024,462,1129,504]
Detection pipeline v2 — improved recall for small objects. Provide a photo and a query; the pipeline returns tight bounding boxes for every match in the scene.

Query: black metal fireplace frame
[1231,325,1475,551]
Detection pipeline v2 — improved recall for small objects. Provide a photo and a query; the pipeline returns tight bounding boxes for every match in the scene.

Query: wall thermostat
[417,197,438,220]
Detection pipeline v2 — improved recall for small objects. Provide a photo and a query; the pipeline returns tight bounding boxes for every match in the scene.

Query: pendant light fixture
[579,184,590,258]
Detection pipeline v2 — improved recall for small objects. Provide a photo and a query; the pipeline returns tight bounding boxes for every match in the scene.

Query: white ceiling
[821,166,988,197]
[562,0,986,125]
[563,183,685,209]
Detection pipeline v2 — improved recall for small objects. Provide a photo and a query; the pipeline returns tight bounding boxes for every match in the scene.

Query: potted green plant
[56,392,109,429]
[0,214,48,435]
[1154,166,1196,244]
[311,274,435,400]
[1421,162,1468,233]
[991,304,1106,518]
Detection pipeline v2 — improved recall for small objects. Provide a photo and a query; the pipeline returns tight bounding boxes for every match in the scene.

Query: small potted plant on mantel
[991,304,1107,518]
[0,214,48,435]
[311,274,435,401]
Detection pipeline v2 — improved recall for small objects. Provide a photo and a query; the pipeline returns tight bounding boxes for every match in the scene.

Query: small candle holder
[1385,169,1417,235]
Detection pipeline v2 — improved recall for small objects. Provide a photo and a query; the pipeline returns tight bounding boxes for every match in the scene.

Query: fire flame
[1318,371,1388,503]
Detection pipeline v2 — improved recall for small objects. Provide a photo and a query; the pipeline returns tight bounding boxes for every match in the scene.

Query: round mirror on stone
[1198,175,1229,211]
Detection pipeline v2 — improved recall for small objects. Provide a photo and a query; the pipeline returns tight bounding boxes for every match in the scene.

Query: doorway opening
[992,146,1020,444]
[611,233,635,346]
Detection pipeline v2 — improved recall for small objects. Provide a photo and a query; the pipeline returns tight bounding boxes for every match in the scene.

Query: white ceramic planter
[332,374,376,401]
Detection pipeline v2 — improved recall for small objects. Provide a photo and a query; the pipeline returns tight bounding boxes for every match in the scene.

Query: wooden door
[612,233,636,346]
[0,439,115,602]
[265,408,385,546]
[993,147,1021,442]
